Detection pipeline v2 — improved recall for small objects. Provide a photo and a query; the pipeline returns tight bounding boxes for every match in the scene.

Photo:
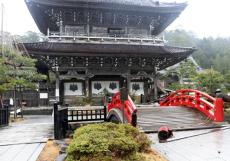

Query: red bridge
[53,89,225,139]
[107,89,224,132]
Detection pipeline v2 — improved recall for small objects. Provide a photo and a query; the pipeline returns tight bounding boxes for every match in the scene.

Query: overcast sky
[0,0,230,38]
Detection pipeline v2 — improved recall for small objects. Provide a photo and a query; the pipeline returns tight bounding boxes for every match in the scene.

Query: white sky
[0,0,230,38]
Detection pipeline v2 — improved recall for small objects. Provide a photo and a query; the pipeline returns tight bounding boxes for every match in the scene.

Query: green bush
[74,97,96,106]
[66,123,152,161]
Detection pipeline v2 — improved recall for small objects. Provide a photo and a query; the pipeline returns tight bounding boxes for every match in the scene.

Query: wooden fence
[54,103,107,140]
[0,105,9,127]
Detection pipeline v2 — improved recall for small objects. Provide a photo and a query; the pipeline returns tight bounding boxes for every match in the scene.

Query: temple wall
[58,75,151,106]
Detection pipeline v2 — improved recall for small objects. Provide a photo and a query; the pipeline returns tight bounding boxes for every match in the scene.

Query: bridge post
[195,92,200,108]
[214,98,224,122]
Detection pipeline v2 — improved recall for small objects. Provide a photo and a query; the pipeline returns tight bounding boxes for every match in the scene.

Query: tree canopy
[164,29,230,93]
[194,69,224,93]
[0,47,46,107]
[164,29,230,74]
[19,31,45,43]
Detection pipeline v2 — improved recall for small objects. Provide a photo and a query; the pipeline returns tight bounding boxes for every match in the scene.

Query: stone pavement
[0,115,53,161]
[149,126,230,161]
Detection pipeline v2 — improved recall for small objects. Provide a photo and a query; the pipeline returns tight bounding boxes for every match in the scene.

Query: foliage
[0,47,46,107]
[165,59,197,90]
[74,97,96,106]
[194,69,224,93]
[165,29,230,76]
[166,63,224,93]
[165,29,197,47]
[224,71,230,91]
[177,60,197,80]
[164,29,230,92]
[66,123,151,161]
[167,82,194,91]
[169,60,197,84]
[18,31,45,43]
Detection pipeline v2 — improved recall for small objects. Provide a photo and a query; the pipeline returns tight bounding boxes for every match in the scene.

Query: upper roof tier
[26,0,186,9]
[25,0,187,35]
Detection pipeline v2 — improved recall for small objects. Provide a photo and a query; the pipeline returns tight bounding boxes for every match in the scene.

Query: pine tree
[0,47,46,108]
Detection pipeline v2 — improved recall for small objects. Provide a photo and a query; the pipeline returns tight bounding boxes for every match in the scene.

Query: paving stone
[56,153,67,161]
[60,144,68,154]
[150,127,230,161]
[0,115,53,161]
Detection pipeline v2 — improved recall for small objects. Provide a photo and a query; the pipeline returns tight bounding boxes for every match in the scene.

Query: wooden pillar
[125,27,128,35]
[122,72,131,94]
[143,79,148,103]
[47,28,50,36]
[55,73,60,102]
[59,21,63,36]
[153,67,158,101]
[85,77,89,97]
[127,74,131,94]
[153,76,158,101]
[86,24,90,35]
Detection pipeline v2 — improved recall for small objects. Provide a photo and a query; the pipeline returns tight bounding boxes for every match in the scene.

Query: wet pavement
[0,115,53,161]
[137,106,220,132]
[149,126,230,161]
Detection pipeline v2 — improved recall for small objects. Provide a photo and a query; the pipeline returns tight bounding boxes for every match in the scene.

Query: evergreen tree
[0,47,46,108]
[194,69,224,93]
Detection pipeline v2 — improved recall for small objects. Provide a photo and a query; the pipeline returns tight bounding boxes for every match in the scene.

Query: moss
[66,123,151,161]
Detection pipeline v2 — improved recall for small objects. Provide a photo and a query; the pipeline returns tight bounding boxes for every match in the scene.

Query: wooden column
[55,71,60,102]
[86,24,90,35]
[85,77,89,97]
[127,74,131,94]
[153,76,158,101]
[122,72,131,94]
[59,21,63,36]
[153,67,158,101]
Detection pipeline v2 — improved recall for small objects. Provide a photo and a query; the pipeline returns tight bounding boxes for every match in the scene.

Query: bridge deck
[137,106,220,132]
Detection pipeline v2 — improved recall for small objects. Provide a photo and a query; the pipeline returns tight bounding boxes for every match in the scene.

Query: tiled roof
[26,0,186,8]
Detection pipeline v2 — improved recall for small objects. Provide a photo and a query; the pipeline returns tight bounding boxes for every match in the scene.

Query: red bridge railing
[107,92,137,126]
[160,89,224,122]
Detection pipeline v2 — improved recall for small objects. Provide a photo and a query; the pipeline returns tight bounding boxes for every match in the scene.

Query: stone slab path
[149,126,230,161]
[0,115,53,161]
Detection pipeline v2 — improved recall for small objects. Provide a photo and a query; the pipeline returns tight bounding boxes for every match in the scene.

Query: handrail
[47,32,165,44]
[107,92,137,125]
[160,89,224,122]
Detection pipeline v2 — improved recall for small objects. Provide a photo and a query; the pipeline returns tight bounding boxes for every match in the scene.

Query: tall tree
[165,29,230,75]
[164,29,197,47]
[19,31,45,43]
[0,47,46,108]
[194,69,224,93]
[166,59,197,90]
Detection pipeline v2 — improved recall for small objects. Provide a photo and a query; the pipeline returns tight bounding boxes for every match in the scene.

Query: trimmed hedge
[66,123,151,161]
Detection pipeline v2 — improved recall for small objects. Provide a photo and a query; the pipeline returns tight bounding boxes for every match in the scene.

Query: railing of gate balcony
[47,32,165,45]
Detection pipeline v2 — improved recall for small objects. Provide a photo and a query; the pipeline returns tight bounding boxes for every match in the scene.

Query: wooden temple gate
[21,0,195,107]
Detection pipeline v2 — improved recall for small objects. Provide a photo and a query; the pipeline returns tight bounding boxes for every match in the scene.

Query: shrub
[66,123,152,161]
[74,97,96,106]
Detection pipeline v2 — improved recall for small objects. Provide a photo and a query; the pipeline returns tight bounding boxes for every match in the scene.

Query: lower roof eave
[22,42,195,58]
